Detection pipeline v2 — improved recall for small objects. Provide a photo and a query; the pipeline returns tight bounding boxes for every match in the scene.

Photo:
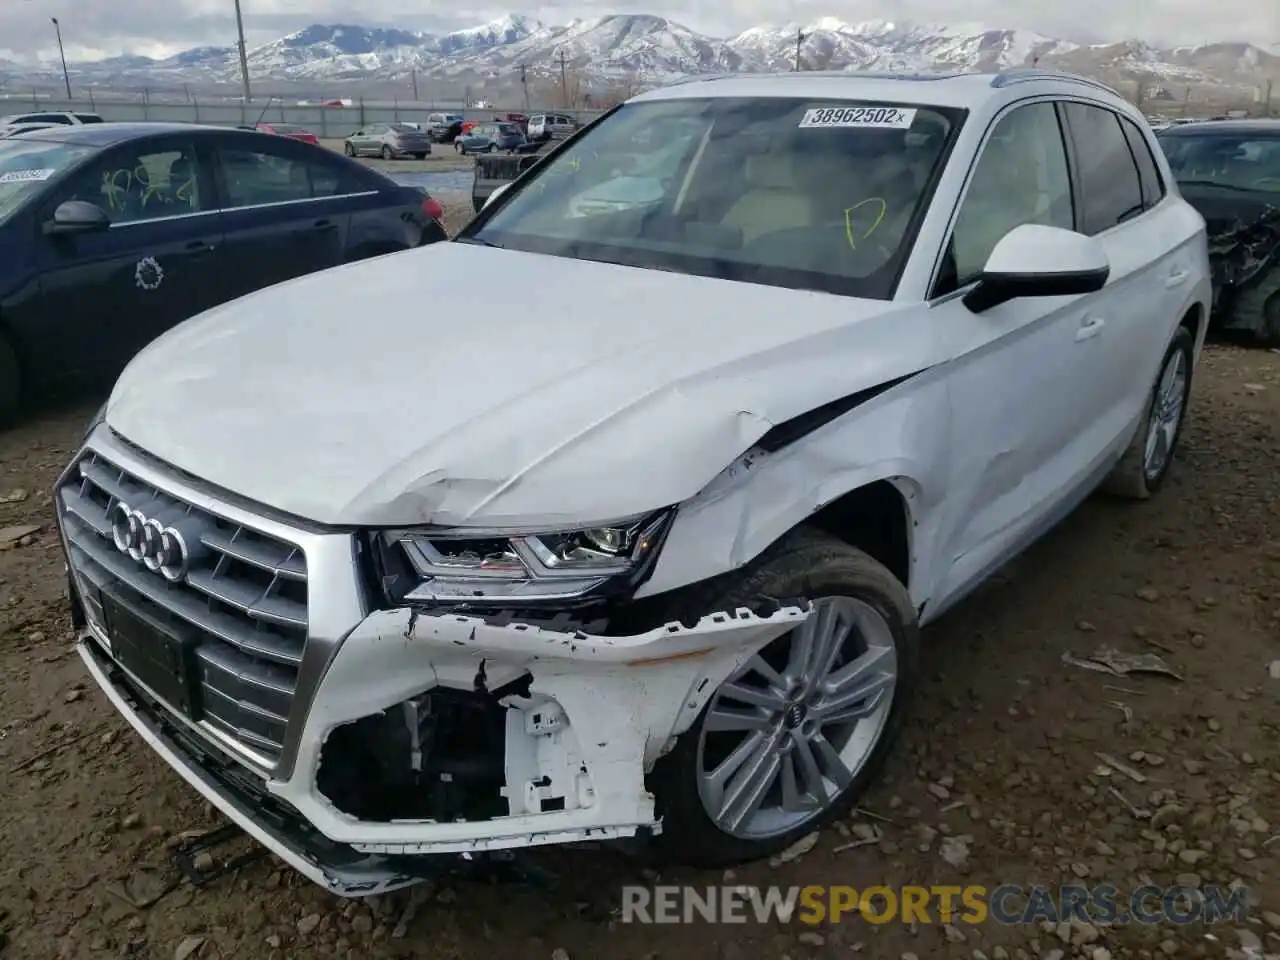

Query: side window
[32,114,72,124]
[945,102,1074,289]
[1063,103,1144,235]
[61,141,205,224]
[218,144,354,206]
[1119,117,1166,209]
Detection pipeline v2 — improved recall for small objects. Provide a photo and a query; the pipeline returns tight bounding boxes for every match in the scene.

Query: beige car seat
[720,152,816,244]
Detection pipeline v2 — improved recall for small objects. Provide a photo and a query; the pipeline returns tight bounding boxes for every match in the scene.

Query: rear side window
[1118,117,1165,209]
[1063,103,1145,235]
[74,114,104,124]
[29,114,73,124]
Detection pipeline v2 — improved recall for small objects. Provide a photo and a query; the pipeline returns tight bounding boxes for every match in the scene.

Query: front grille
[58,450,309,767]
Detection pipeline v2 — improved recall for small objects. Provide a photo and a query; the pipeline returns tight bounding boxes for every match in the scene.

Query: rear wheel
[649,528,918,867]
[1102,325,1194,499]
[486,144,496,153]
[0,334,20,426]
[344,142,355,157]
[455,142,465,155]
[381,145,394,161]
[413,152,427,160]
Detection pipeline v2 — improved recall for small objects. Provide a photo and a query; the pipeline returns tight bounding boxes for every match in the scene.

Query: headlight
[376,510,673,605]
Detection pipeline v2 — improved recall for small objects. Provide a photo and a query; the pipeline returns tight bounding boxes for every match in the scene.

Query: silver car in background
[344,123,433,160]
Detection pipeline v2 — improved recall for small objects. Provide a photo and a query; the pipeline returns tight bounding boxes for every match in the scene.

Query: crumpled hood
[106,242,923,527]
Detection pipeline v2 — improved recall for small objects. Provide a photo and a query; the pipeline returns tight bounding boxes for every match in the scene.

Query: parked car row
[0,121,446,421]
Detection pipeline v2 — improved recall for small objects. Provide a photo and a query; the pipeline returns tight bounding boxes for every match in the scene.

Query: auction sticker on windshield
[798,107,917,129]
[0,168,55,183]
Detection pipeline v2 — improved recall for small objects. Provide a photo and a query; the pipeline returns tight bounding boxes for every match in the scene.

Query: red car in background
[255,122,321,145]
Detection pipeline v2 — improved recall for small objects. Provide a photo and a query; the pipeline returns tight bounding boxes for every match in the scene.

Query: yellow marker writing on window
[102,168,131,212]
[844,197,887,251]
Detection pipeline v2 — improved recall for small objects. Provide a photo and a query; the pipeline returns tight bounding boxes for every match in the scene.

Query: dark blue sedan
[0,122,447,422]
[454,122,526,155]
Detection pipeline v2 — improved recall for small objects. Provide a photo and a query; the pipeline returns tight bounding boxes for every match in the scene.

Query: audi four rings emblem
[111,503,194,583]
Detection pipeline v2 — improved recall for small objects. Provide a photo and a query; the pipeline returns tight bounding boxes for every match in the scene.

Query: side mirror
[483,183,511,211]
[43,200,111,236]
[963,224,1110,313]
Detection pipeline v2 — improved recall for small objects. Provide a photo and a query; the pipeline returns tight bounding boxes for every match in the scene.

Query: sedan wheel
[343,142,355,157]
[381,145,394,161]
[455,142,464,155]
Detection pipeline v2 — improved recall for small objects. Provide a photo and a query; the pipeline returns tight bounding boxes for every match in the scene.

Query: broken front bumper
[76,602,803,895]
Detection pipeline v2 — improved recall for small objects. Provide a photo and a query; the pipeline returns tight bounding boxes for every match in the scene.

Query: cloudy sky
[1,0,1275,62]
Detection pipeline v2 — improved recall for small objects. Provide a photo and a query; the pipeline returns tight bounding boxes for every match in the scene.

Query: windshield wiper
[455,236,504,248]
[1176,179,1266,194]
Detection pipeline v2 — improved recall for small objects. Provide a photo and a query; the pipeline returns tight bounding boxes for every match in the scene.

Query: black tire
[455,142,465,155]
[413,153,427,160]
[344,142,355,157]
[648,526,919,868]
[1230,268,1280,347]
[381,145,394,161]
[0,334,20,426]
[1102,324,1195,500]
[486,144,496,153]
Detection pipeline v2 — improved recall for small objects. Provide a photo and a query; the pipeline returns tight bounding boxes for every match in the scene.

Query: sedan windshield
[1159,132,1280,193]
[0,139,95,224]
[464,97,962,299]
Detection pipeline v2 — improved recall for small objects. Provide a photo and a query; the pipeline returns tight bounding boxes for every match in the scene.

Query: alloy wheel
[695,595,898,839]
[1143,346,1188,482]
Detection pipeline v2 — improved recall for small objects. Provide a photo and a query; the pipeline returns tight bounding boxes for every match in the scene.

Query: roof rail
[989,69,1120,97]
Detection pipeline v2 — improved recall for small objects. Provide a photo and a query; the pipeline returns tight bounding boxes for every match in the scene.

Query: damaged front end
[57,429,809,895]
[1204,203,1280,343]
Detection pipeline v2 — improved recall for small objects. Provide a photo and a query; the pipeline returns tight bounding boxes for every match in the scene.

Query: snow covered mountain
[19,14,1280,94]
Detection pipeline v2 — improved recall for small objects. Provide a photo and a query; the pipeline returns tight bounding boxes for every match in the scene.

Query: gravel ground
[1,344,1277,960]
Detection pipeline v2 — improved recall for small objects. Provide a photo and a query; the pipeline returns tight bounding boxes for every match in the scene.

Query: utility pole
[518,63,529,112]
[50,18,71,98]
[411,67,418,100]
[233,0,252,103]
[557,49,569,108]
[794,29,806,71]
[1266,78,1274,118]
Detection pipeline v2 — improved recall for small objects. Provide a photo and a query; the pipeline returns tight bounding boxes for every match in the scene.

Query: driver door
[923,100,1105,609]
[28,135,224,374]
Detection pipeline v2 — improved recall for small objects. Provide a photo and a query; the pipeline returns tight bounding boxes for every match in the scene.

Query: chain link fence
[0,93,605,139]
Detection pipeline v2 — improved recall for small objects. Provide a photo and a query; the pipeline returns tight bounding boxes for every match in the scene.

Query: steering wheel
[1253,177,1280,191]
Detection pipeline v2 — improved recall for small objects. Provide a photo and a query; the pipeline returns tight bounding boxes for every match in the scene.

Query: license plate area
[101,591,203,720]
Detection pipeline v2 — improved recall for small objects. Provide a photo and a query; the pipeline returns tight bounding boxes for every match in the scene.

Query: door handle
[1075,316,1106,342]
[312,219,336,230]
[1164,269,1189,289]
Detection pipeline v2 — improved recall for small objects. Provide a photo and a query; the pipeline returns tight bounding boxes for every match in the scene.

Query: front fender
[635,371,950,609]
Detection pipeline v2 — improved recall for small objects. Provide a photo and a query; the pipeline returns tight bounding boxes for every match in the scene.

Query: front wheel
[343,142,355,157]
[486,144,496,153]
[455,142,465,155]
[1102,324,1194,499]
[648,528,919,867]
[381,145,394,161]
[1230,269,1280,347]
[413,152,427,160]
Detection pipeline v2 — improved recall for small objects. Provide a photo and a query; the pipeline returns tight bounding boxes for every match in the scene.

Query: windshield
[272,123,306,134]
[390,123,419,133]
[1159,132,1280,193]
[464,97,961,300]
[497,123,520,136]
[0,139,95,224]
